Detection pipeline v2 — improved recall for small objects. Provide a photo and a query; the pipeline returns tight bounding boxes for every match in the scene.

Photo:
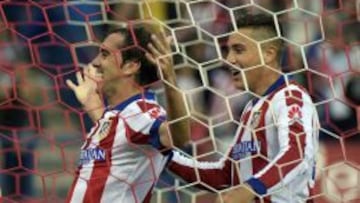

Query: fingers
[145,52,157,65]
[66,79,77,91]
[147,42,162,59]
[160,30,173,50]
[76,71,84,85]
[84,64,99,81]
[166,35,173,46]
[83,66,91,81]
[151,34,168,54]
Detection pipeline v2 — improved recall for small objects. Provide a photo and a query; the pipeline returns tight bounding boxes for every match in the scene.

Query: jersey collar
[109,91,156,112]
[262,75,287,96]
[252,75,289,105]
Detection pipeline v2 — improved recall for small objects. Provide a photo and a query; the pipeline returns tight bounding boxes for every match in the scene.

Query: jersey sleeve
[167,150,239,190]
[124,101,167,150]
[245,87,318,195]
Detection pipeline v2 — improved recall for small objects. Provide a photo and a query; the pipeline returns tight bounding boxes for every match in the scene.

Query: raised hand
[66,64,104,121]
[146,30,190,148]
[66,64,101,105]
[146,31,176,84]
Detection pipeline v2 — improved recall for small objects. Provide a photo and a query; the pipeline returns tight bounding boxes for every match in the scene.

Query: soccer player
[162,14,320,203]
[65,25,187,203]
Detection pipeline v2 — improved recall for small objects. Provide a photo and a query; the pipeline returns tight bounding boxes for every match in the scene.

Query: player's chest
[85,112,124,146]
[230,99,271,160]
[239,99,271,130]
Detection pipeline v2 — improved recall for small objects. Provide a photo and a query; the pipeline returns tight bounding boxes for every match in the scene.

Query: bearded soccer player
[164,14,320,203]
[65,25,187,203]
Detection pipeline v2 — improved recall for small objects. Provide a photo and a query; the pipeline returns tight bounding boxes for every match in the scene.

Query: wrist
[82,99,104,112]
[245,177,267,195]
[162,70,176,83]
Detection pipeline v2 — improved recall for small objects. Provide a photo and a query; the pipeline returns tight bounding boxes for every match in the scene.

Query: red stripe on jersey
[258,91,306,188]
[142,183,154,203]
[234,109,252,143]
[255,197,272,203]
[65,173,80,203]
[137,101,159,113]
[82,115,119,203]
[306,184,315,203]
[66,120,103,202]
[285,90,304,106]
[83,121,101,149]
[252,100,270,175]
[125,121,150,145]
[249,90,280,176]
[232,162,240,186]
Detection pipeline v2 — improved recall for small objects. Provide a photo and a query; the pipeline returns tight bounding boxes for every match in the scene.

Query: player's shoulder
[270,81,312,104]
[123,92,165,117]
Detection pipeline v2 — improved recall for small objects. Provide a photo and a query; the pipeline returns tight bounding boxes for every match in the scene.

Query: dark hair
[234,12,279,39]
[107,25,158,86]
[234,12,284,61]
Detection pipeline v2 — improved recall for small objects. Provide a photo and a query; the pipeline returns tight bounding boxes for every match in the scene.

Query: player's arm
[167,150,235,190]
[128,118,234,189]
[66,65,105,121]
[244,88,317,197]
[146,32,190,148]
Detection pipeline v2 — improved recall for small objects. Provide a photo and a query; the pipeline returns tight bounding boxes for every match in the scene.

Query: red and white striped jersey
[169,77,320,203]
[67,91,170,203]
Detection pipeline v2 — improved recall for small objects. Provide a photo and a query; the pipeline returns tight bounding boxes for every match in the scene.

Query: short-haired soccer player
[163,14,320,203]
[65,25,187,203]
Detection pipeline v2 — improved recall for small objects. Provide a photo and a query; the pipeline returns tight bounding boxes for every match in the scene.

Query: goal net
[0,0,359,203]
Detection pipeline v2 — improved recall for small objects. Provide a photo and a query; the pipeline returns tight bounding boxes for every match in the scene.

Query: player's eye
[100,48,110,58]
[233,47,244,54]
[231,44,245,54]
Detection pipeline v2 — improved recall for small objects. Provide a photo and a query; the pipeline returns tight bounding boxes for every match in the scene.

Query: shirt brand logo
[288,105,302,124]
[79,148,106,165]
[231,141,261,160]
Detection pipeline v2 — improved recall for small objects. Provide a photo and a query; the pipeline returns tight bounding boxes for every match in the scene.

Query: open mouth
[87,64,104,80]
[231,69,241,77]
[94,67,104,78]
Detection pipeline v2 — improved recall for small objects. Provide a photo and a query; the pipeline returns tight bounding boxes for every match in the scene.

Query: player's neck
[104,80,142,106]
[253,69,281,96]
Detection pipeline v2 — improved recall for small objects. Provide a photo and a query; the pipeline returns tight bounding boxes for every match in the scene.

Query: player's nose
[226,52,236,65]
[91,54,101,69]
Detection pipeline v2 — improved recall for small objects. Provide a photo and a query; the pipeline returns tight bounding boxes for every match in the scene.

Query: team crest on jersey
[250,111,261,128]
[94,120,112,141]
[148,107,161,119]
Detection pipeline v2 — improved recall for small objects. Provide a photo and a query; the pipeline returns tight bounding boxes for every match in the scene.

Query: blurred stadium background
[0,0,359,202]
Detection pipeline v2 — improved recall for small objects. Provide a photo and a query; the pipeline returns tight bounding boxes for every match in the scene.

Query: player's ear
[262,44,277,65]
[123,61,141,76]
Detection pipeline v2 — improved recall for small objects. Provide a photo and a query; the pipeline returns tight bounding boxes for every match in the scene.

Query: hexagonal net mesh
[0,0,359,203]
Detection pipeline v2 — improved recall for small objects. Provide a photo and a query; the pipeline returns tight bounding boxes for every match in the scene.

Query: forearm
[147,32,190,147]
[164,81,190,147]
[168,151,233,189]
[82,96,105,122]
[85,106,104,122]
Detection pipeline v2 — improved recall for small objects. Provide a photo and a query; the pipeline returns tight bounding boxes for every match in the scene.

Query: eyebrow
[229,43,245,50]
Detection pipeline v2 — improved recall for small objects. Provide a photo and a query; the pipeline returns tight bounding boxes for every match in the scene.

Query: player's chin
[233,80,244,90]
[96,82,104,91]
[232,77,243,89]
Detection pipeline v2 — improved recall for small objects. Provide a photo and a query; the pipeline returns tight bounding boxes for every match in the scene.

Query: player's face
[91,33,128,85]
[225,28,262,90]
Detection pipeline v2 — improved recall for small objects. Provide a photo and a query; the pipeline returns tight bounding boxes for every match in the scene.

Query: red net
[0,1,359,203]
